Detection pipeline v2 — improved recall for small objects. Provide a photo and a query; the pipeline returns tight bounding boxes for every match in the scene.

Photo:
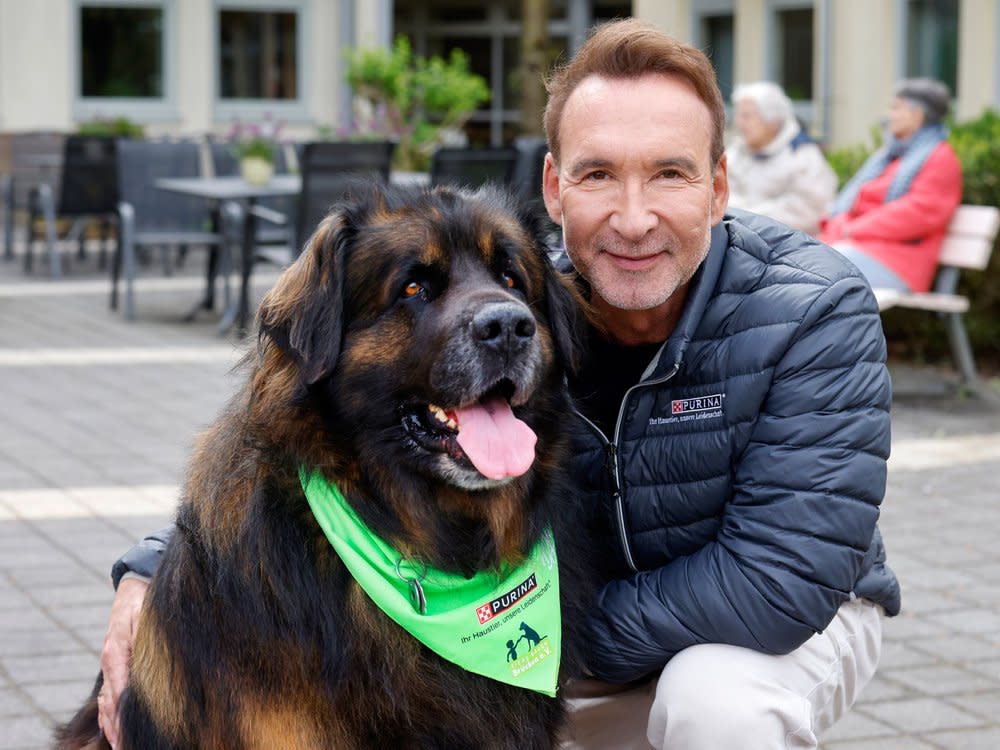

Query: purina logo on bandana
[650,393,725,426]
[476,573,537,624]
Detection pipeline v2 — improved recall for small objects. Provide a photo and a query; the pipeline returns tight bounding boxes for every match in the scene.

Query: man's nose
[608,182,658,240]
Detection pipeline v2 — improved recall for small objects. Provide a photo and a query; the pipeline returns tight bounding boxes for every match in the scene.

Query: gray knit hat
[895,78,951,125]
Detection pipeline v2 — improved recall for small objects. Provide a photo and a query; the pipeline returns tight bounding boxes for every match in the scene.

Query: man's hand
[97,577,148,748]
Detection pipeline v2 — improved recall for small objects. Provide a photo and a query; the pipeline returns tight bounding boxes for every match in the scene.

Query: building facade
[0,0,997,148]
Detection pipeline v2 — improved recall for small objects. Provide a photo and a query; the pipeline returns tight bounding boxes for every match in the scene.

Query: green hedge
[826,110,1000,371]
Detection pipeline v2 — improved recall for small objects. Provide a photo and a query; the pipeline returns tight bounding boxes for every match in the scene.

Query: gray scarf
[830,124,948,216]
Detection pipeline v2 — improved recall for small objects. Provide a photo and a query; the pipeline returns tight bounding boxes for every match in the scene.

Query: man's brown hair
[544,18,726,167]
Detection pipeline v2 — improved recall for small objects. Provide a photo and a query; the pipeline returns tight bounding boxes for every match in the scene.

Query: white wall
[0,0,74,131]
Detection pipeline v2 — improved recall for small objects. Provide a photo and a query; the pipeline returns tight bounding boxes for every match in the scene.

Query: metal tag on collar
[395,557,428,615]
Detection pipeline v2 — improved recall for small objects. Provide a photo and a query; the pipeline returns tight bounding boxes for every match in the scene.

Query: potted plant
[344,37,490,172]
[228,114,283,185]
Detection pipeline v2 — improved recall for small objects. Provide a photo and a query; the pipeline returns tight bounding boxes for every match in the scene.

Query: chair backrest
[938,204,1000,271]
[116,139,212,235]
[509,137,548,204]
[295,140,395,252]
[429,146,518,190]
[8,131,66,206]
[57,135,119,216]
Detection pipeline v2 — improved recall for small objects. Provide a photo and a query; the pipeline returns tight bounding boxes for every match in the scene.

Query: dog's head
[256,183,582,515]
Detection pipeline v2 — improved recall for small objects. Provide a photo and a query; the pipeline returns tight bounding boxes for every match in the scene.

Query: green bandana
[300,468,562,697]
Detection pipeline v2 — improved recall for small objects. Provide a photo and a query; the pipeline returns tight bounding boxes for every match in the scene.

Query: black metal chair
[510,136,548,204]
[429,146,519,190]
[291,140,395,255]
[223,140,395,334]
[0,131,66,266]
[27,135,119,276]
[112,139,239,321]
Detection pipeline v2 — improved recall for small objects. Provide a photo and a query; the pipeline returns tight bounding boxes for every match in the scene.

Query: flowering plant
[228,113,283,162]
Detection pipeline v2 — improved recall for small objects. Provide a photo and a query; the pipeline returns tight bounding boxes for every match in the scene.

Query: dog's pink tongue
[455,397,537,480]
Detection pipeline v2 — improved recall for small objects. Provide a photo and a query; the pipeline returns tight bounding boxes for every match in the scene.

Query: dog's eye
[500,272,520,290]
[401,281,427,300]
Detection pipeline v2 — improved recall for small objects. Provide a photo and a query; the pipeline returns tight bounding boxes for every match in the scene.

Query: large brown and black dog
[56,183,593,749]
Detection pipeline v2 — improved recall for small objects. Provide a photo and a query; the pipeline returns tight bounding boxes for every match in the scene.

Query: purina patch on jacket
[650,393,725,425]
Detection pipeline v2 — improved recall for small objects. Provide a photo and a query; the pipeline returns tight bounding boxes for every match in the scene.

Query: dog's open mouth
[401,380,537,481]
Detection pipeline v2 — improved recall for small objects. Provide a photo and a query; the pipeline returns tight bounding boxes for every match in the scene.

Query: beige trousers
[559,598,883,750]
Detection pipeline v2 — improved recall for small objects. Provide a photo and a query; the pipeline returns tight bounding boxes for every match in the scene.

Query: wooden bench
[873,204,1000,399]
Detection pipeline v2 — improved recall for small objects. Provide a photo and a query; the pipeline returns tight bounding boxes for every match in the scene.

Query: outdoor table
[155,174,301,335]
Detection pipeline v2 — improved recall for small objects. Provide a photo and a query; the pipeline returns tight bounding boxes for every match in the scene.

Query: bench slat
[938,235,995,270]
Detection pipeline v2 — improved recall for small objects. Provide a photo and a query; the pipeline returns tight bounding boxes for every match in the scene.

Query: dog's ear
[543,264,586,374]
[258,213,352,385]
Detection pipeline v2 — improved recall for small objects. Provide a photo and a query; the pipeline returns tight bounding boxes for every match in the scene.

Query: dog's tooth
[428,404,448,424]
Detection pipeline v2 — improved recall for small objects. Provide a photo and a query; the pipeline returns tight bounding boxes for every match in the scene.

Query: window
[219,10,299,100]
[906,0,958,94]
[80,4,164,98]
[702,14,734,103]
[775,7,813,101]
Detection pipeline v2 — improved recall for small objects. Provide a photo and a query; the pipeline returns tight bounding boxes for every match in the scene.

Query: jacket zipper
[573,362,681,574]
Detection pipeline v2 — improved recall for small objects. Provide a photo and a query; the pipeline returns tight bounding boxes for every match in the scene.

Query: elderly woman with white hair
[725,81,837,235]
[819,78,962,293]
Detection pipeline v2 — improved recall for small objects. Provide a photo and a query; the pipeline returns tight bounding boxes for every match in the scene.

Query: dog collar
[300,467,562,697]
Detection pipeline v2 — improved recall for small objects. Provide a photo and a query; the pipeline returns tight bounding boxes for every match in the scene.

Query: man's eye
[585,170,609,181]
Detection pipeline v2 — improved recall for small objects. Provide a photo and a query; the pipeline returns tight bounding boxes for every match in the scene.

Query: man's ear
[541,152,563,227]
[711,153,730,224]
[257,213,352,385]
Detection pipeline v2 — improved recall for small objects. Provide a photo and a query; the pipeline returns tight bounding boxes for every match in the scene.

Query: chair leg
[116,204,137,320]
[37,184,61,278]
[1,176,13,262]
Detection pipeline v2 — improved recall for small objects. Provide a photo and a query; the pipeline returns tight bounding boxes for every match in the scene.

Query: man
[725,81,837,235]
[98,19,899,750]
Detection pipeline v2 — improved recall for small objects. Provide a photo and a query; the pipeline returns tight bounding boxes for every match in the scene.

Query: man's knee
[647,644,814,749]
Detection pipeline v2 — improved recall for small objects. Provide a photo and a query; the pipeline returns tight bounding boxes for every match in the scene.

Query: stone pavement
[1,241,1000,749]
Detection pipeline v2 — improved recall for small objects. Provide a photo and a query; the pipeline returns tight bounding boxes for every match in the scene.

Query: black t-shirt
[570,329,662,438]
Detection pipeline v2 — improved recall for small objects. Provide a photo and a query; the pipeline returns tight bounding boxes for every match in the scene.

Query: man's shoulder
[722,209,864,289]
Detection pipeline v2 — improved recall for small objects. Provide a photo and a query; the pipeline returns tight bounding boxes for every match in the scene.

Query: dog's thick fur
[56,183,592,750]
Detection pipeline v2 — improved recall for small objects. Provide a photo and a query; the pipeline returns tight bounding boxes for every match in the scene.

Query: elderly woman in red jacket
[819,78,962,292]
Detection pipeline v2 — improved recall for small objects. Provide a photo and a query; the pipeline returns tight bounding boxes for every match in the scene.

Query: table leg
[217,198,256,337]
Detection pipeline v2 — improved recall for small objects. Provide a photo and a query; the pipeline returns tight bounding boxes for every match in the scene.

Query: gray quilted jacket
[568,210,900,684]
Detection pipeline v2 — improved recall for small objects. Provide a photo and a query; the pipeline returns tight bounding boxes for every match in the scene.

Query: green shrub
[77,116,144,138]
[824,110,1000,371]
[344,37,491,171]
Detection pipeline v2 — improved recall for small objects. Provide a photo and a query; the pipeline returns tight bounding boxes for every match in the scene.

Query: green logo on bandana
[300,468,562,697]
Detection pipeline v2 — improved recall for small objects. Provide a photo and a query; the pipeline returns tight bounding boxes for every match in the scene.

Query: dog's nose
[472,302,536,352]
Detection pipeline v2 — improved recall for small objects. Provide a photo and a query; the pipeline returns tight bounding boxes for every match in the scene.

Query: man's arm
[99,525,175,746]
[585,274,892,683]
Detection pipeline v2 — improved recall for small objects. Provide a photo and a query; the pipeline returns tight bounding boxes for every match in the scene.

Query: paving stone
[868,697,985,733]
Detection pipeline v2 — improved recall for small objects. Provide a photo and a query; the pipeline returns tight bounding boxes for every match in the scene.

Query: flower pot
[240,156,274,186]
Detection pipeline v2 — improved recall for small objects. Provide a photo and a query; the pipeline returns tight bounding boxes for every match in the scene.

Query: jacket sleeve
[585,275,892,683]
[751,146,837,234]
[110,525,175,588]
[846,145,963,241]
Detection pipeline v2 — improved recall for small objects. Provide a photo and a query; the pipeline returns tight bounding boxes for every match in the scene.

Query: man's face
[543,73,728,315]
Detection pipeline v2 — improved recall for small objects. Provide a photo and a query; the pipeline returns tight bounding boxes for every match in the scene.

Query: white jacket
[726,117,837,236]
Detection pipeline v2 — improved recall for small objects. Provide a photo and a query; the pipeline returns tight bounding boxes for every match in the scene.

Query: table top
[155,174,301,200]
